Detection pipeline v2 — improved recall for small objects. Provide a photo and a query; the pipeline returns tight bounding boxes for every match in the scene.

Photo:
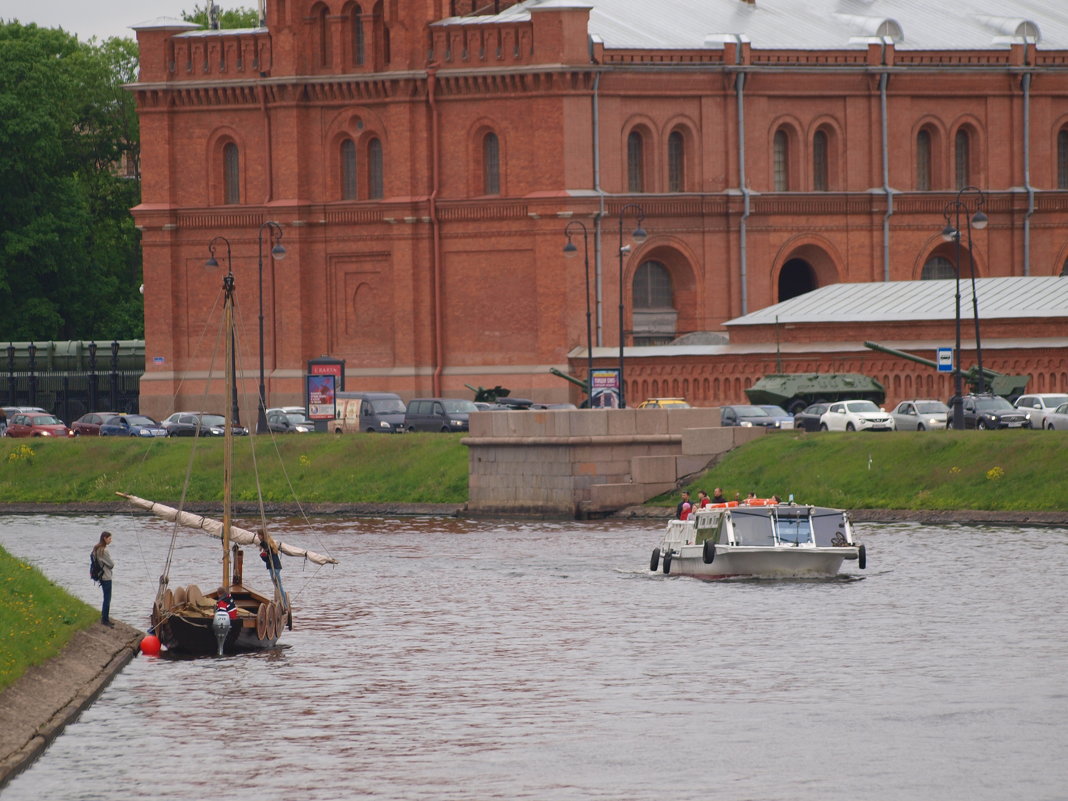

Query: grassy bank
[0,434,469,505]
[1,429,1066,511]
[651,430,1068,511]
[0,545,99,692]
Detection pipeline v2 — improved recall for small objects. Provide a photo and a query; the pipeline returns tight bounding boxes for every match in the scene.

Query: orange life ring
[708,501,739,508]
[746,498,778,506]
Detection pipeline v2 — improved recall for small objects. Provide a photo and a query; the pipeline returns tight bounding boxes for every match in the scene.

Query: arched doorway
[631,260,676,345]
[778,258,817,301]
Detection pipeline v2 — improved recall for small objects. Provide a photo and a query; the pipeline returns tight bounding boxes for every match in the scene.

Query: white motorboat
[650,501,866,579]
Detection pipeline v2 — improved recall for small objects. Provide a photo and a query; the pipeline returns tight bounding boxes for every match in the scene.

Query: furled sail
[117,492,338,566]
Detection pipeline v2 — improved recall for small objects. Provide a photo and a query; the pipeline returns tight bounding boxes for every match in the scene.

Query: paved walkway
[0,621,143,789]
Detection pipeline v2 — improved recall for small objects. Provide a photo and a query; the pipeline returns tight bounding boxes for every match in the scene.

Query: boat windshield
[774,511,813,545]
[730,509,776,546]
[811,509,850,546]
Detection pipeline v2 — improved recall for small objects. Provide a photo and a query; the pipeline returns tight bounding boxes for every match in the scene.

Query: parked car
[1041,402,1068,430]
[1013,393,1068,429]
[161,412,249,437]
[404,398,479,432]
[793,402,830,432]
[332,392,407,433]
[756,405,794,428]
[637,398,691,409]
[99,414,167,438]
[819,400,895,431]
[720,404,792,428]
[265,408,313,433]
[71,412,120,436]
[891,399,949,431]
[4,412,73,438]
[960,394,1030,430]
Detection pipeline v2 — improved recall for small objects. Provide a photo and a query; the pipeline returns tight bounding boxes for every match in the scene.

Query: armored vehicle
[863,341,1029,401]
[744,373,886,416]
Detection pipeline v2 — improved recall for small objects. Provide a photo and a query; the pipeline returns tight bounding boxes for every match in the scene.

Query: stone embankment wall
[463,408,764,517]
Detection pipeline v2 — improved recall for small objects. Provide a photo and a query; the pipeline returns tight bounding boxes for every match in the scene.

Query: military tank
[744,373,886,416]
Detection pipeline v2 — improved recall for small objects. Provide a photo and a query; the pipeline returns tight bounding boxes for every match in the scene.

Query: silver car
[891,399,949,431]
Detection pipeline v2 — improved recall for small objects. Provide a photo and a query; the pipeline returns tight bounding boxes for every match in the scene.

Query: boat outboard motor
[212,608,231,656]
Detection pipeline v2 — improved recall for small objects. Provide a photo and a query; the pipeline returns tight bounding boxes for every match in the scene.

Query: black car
[720,404,791,428]
[793,402,830,432]
[959,394,1030,430]
[161,412,250,437]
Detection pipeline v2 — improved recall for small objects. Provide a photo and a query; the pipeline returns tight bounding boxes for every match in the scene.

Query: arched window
[351,3,365,66]
[921,256,957,280]
[813,129,828,191]
[316,4,330,67]
[223,142,240,204]
[341,139,357,200]
[773,129,789,191]
[482,132,500,195]
[917,129,932,191]
[955,129,970,190]
[667,130,685,193]
[627,130,644,193]
[631,260,676,346]
[1058,129,1068,189]
[368,137,383,199]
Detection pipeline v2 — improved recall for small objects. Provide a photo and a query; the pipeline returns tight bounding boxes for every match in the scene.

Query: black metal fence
[4,341,142,424]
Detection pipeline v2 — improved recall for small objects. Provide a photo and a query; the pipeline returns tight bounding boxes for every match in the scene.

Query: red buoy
[140,635,161,656]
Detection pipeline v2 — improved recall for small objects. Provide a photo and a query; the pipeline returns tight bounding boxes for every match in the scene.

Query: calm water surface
[0,514,1065,801]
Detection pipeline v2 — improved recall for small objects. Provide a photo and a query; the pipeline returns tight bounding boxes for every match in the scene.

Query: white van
[331,392,406,433]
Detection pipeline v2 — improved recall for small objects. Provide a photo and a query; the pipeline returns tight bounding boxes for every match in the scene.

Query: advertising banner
[307,374,336,420]
[590,368,621,408]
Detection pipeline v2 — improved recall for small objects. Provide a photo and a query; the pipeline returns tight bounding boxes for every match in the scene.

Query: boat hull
[151,584,289,656]
[663,545,856,579]
[155,614,279,655]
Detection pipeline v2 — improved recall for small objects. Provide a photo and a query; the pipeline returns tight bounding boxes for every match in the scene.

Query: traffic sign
[936,347,953,372]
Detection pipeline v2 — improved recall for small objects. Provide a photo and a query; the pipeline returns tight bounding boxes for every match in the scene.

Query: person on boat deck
[93,532,115,627]
[680,501,693,520]
[696,490,710,508]
[746,492,758,503]
[712,488,728,504]
[216,591,238,621]
[258,530,282,572]
[675,491,691,519]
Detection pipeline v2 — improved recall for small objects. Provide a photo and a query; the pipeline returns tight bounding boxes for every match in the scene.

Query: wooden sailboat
[121,268,336,655]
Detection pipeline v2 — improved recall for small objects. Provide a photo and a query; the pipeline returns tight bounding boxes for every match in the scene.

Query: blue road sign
[936,347,953,372]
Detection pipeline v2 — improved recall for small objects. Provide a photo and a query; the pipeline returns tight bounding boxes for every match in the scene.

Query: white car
[891,399,949,431]
[1013,393,1068,430]
[819,400,895,432]
[1040,402,1068,431]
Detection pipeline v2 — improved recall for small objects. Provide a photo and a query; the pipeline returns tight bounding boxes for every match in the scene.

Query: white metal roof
[447,0,1068,51]
[726,276,1068,327]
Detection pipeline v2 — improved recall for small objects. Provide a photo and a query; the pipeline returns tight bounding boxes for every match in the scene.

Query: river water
[0,514,1065,801]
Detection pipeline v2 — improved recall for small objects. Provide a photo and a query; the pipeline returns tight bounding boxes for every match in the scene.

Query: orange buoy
[140,634,161,656]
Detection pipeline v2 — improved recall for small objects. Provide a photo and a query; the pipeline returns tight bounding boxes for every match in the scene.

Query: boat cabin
[663,505,853,549]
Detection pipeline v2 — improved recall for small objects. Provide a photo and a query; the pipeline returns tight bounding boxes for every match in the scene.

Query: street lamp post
[205,236,240,427]
[940,186,988,429]
[616,204,647,409]
[563,221,594,404]
[256,222,286,434]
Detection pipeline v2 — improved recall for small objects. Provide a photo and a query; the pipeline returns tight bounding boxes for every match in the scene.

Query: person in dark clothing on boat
[675,491,691,519]
[216,591,238,621]
[93,532,115,627]
[712,488,728,504]
[258,530,282,572]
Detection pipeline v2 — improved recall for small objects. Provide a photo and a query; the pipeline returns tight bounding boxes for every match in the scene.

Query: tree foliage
[0,23,142,342]
[181,3,261,29]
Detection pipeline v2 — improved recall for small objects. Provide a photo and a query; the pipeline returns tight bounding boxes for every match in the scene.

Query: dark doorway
[778,258,817,301]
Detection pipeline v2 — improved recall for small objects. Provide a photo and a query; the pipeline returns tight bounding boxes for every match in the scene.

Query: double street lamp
[205,236,240,427]
[256,222,286,434]
[562,220,594,404]
[616,204,647,409]
[940,186,988,429]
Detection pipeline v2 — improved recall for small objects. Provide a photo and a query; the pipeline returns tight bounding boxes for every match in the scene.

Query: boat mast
[222,270,235,592]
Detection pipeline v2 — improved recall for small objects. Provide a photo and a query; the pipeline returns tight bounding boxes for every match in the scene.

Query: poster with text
[590,368,621,408]
[307,374,337,420]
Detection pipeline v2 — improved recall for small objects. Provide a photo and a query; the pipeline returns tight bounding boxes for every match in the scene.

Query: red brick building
[130,0,1068,419]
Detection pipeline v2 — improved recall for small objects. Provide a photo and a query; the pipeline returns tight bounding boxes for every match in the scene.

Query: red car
[71,412,120,436]
[5,412,73,438]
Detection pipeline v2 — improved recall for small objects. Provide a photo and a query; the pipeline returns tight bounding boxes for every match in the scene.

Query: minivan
[404,398,479,432]
[332,392,407,433]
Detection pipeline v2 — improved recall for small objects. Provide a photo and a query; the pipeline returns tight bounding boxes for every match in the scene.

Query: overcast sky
[0,1,253,42]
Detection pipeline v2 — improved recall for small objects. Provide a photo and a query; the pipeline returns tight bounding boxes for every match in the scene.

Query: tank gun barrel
[863,341,939,369]
[549,367,590,391]
[863,341,1029,399]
